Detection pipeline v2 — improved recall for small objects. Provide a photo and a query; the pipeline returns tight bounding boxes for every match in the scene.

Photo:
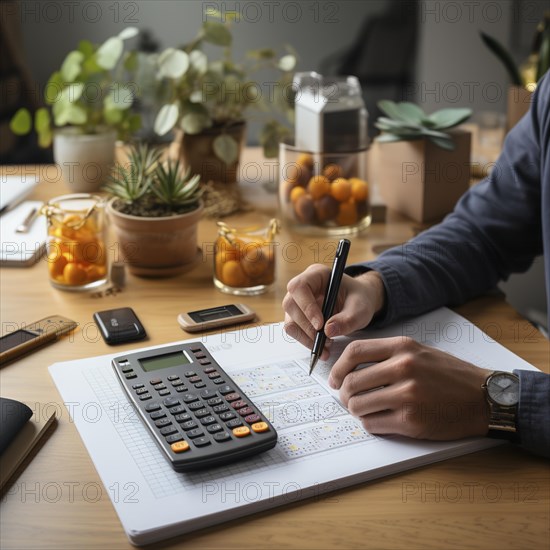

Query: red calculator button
[224,393,240,402]
[238,407,254,416]
[171,441,190,453]
[231,400,247,410]
[245,414,261,424]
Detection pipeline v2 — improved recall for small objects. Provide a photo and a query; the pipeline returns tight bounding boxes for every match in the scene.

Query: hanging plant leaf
[181,112,212,134]
[104,107,123,124]
[60,51,84,82]
[44,72,63,104]
[203,21,232,46]
[37,127,53,148]
[62,82,85,103]
[35,108,51,133]
[54,104,87,126]
[189,50,208,75]
[77,40,95,58]
[213,134,239,164]
[96,36,123,70]
[157,48,189,79]
[278,54,296,72]
[9,108,32,135]
[105,85,134,110]
[154,103,179,135]
[118,27,139,40]
[247,48,276,60]
[124,51,138,72]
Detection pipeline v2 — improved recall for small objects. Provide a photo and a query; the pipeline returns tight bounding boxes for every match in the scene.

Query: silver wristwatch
[481,371,520,435]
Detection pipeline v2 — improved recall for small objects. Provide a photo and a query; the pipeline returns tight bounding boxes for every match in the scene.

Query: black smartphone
[93,307,147,345]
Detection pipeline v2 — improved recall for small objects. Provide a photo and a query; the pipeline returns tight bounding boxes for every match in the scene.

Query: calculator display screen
[188,304,241,323]
[139,351,191,372]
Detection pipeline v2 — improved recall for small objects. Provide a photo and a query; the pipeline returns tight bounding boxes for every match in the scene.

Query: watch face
[487,373,519,406]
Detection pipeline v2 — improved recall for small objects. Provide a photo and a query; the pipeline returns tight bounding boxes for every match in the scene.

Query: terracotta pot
[53,128,116,192]
[107,198,203,277]
[507,85,533,131]
[377,129,471,223]
[180,122,246,184]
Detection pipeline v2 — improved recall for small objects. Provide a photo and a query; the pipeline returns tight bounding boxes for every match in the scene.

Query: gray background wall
[19,0,547,114]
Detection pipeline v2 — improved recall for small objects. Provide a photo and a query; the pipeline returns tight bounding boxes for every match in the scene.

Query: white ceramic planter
[53,128,116,192]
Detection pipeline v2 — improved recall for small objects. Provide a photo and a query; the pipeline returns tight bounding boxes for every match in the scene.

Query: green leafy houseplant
[152,15,296,165]
[10,28,141,146]
[375,101,472,150]
[480,13,550,89]
[105,144,202,217]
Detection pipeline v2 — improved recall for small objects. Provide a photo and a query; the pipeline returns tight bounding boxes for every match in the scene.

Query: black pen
[309,239,350,375]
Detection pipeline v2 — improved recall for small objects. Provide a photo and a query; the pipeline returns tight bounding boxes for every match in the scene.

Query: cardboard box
[377,129,471,223]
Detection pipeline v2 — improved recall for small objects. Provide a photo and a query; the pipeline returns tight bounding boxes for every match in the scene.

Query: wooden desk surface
[1,162,548,549]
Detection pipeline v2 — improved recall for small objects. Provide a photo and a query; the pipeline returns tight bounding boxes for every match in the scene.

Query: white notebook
[0,201,46,266]
[0,174,38,212]
[49,309,538,546]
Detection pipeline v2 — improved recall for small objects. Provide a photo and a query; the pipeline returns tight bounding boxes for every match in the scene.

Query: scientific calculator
[112,342,277,472]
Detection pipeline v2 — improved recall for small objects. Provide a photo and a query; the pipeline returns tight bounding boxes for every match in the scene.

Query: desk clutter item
[214,219,278,295]
[42,194,108,291]
[113,342,277,471]
[48,308,540,546]
[0,398,56,489]
[0,175,39,213]
[0,201,47,266]
[94,307,147,345]
[279,73,370,235]
[0,315,78,365]
[0,398,33,453]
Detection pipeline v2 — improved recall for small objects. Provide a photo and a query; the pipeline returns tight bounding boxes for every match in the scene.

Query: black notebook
[0,397,33,454]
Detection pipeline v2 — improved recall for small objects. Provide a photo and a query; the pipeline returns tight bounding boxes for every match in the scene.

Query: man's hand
[328,336,490,440]
[283,265,385,361]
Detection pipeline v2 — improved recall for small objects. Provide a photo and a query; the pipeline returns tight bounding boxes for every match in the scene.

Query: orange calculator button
[251,422,269,433]
[232,426,251,438]
[171,441,190,453]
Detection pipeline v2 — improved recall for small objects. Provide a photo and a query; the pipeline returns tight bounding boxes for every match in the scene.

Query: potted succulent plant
[105,144,203,277]
[374,100,472,223]
[10,28,141,192]
[152,16,295,184]
[480,14,550,130]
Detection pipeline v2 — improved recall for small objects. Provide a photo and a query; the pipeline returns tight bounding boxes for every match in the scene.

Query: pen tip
[308,355,317,376]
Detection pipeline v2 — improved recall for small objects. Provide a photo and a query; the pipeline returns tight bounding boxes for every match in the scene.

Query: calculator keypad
[113,343,277,472]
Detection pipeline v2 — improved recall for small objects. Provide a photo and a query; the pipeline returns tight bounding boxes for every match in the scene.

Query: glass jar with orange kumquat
[214,219,279,295]
[279,142,371,235]
[43,194,108,291]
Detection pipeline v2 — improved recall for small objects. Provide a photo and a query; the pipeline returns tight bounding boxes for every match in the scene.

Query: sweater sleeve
[349,73,548,328]
[514,369,550,458]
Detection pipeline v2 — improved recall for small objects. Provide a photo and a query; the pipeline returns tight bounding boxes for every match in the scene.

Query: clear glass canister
[279,142,371,235]
[43,194,108,291]
[214,220,279,295]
